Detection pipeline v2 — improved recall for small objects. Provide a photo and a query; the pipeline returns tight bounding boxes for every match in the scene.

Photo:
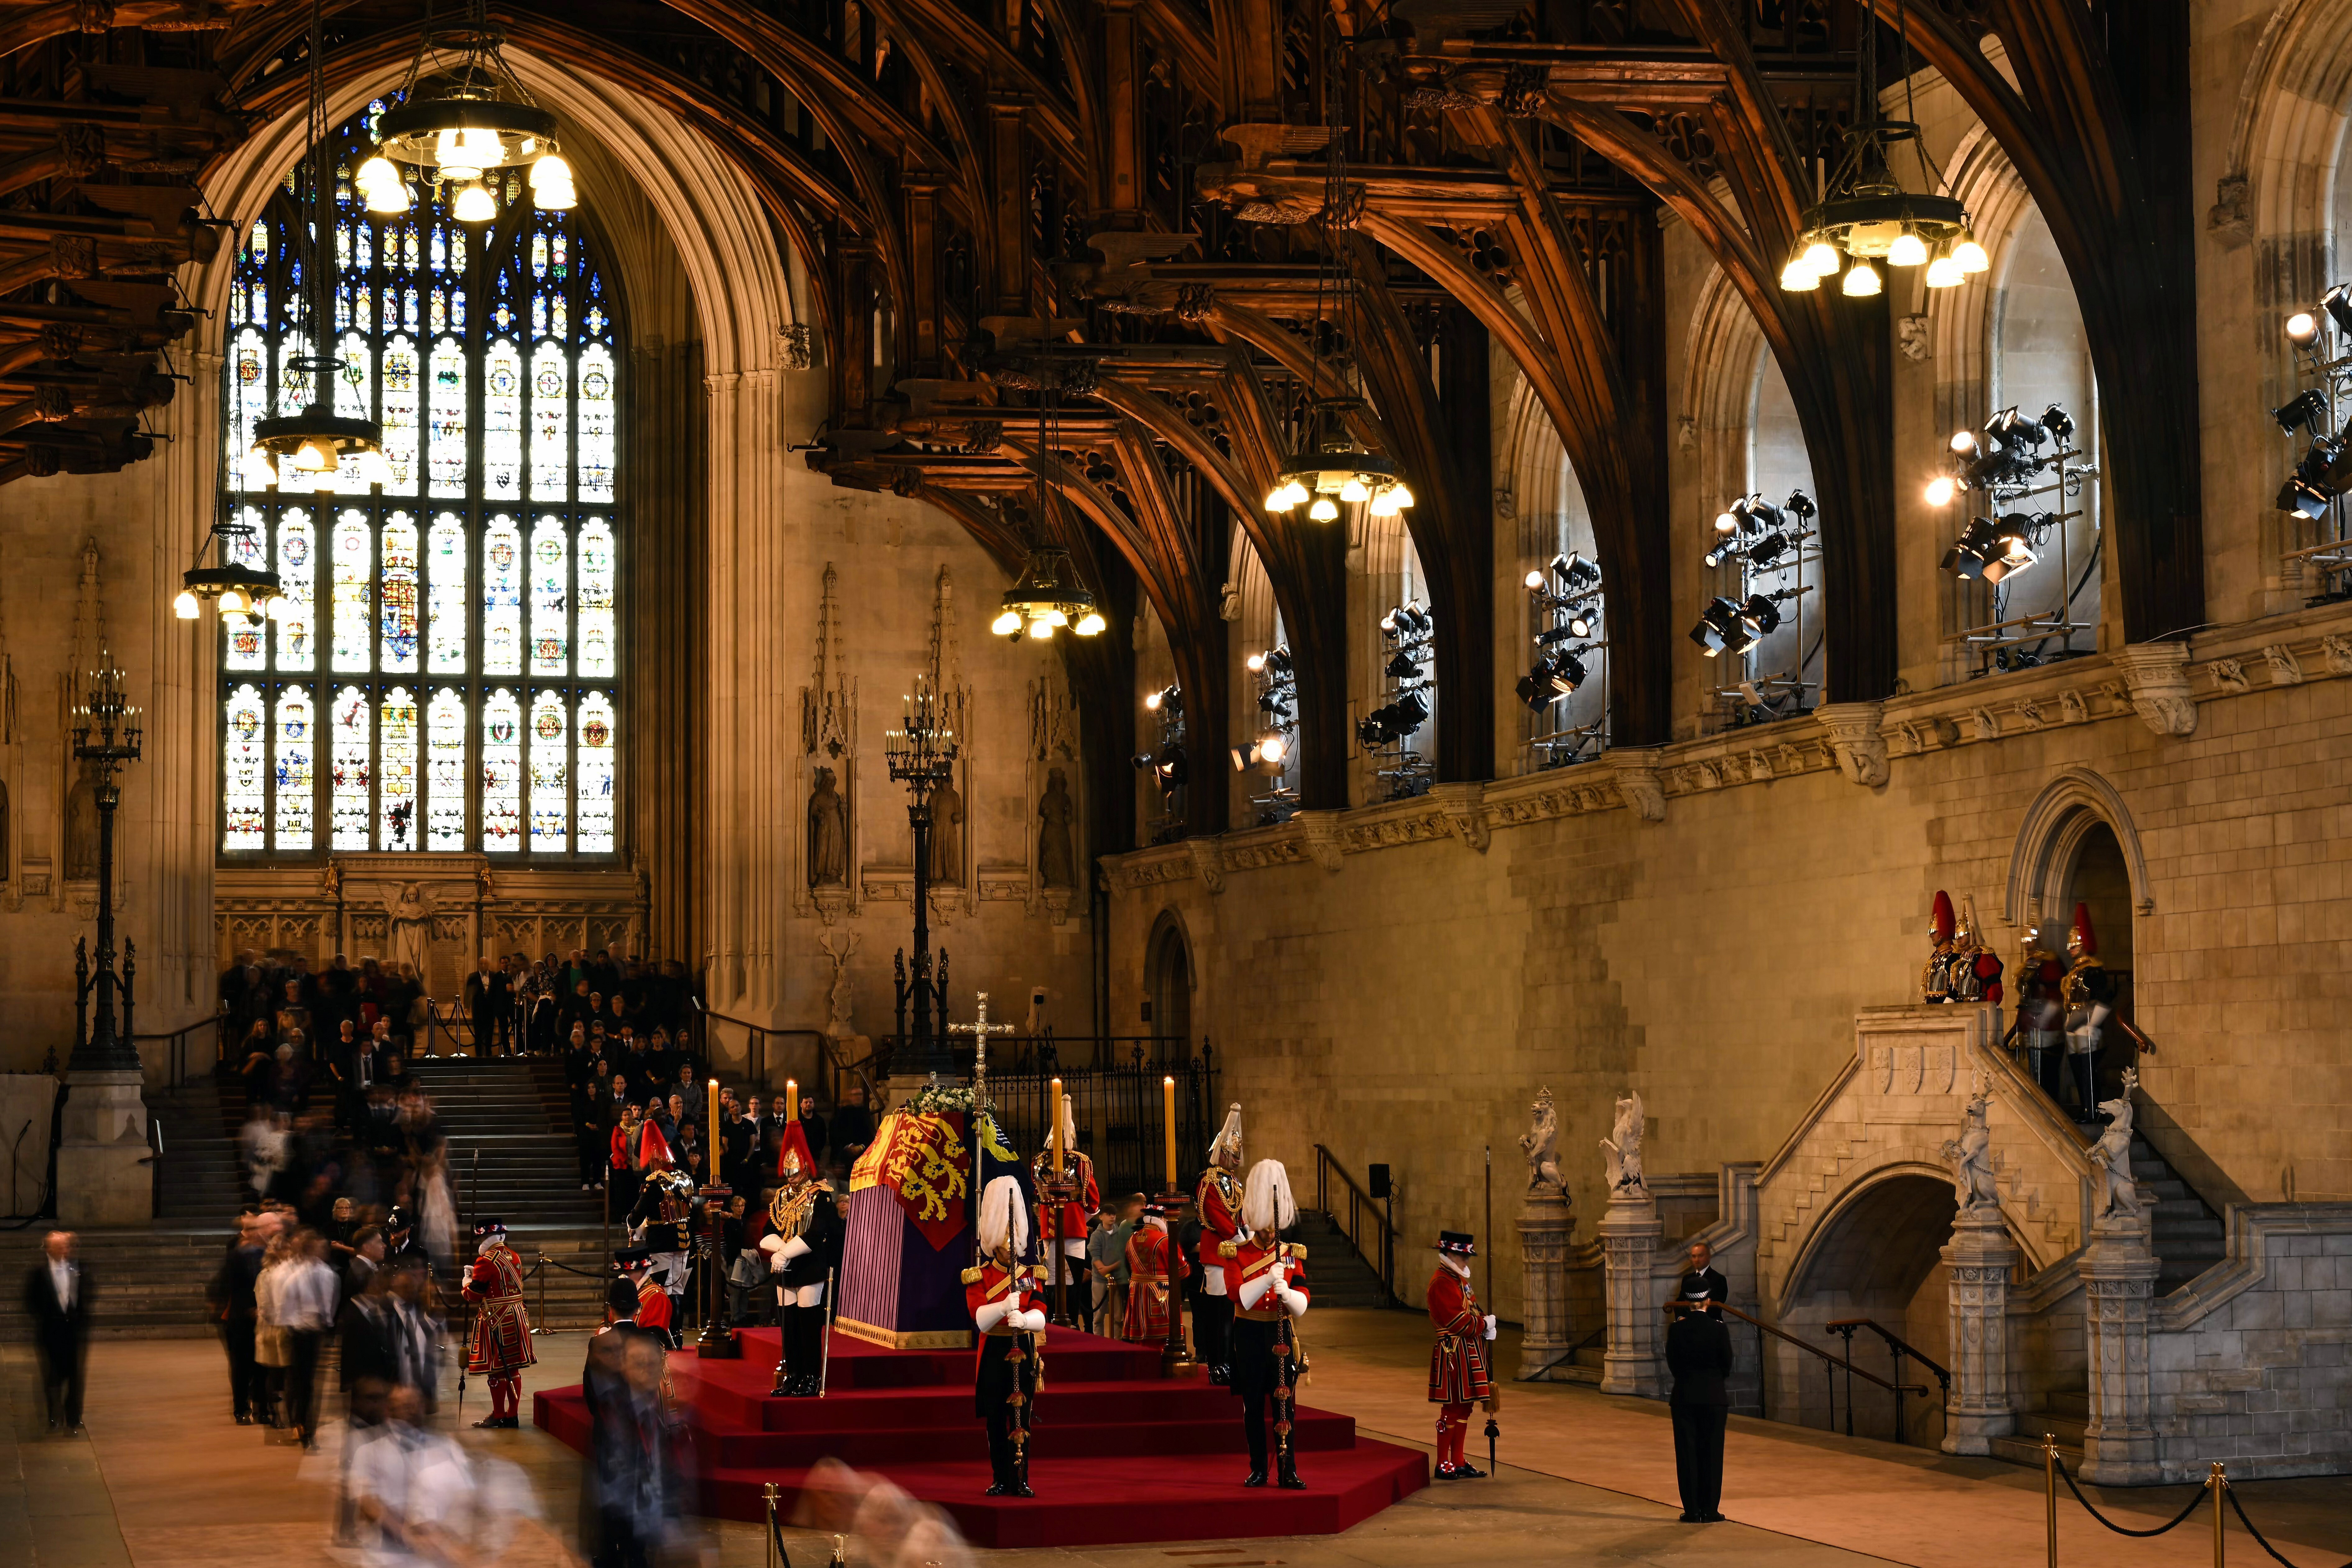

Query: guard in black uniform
[757,1121,841,1396]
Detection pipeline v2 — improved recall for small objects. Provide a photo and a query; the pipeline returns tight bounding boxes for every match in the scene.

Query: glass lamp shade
[453,181,498,223]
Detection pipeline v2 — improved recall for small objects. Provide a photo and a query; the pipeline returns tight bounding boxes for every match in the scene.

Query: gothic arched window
[218,100,621,859]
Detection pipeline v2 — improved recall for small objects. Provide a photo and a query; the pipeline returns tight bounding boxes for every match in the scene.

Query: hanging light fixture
[1264,39,1412,522]
[994,387,1106,640]
[177,485,286,623]
[367,0,576,222]
[1780,0,1984,296]
[248,0,388,489]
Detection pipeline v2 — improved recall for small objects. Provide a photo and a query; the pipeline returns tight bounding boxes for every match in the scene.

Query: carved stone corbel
[2111,643,2196,737]
[1186,837,1225,895]
[1815,701,1889,787]
[2261,644,2304,686]
[2322,634,2352,676]
[1292,810,1345,872]
[1603,749,1665,823]
[1430,781,1490,853]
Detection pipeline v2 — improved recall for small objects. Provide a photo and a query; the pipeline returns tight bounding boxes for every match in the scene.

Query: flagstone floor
[6,1309,2347,1567]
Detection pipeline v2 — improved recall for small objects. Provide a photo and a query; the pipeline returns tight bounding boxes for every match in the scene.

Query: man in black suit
[1677,1240,1730,1317]
[24,1231,92,1434]
[1666,1302,1735,1523]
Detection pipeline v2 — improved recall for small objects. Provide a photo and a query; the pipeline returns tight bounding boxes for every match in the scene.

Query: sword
[817,1268,836,1396]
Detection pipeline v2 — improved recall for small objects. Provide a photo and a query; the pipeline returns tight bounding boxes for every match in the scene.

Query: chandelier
[1778,1,1986,297]
[357,0,575,220]
[248,0,387,488]
[177,489,286,621]
[994,388,1106,639]
[1264,46,1412,522]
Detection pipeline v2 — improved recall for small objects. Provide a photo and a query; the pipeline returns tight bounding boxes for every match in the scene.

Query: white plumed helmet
[979,1174,1029,1258]
[1242,1158,1295,1234]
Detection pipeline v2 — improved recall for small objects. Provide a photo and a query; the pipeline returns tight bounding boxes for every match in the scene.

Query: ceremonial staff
[1483,1143,1498,1478]
[947,991,1015,1270]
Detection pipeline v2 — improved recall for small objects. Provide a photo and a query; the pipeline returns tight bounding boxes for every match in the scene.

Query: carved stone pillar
[1597,1189,1664,1397]
[1939,1206,2019,1454]
[57,1069,150,1226]
[1517,1179,1574,1380]
[2078,1212,2163,1483]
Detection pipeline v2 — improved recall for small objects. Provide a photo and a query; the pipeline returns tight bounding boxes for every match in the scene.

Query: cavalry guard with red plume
[1221,1158,1311,1490]
[462,1218,535,1429]
[2061,902,2120,1122]
[1425,1230,1499,1478]
[966,1174,1049,1497]
[1031,1095,1101,1325]
[760,1119,840,1396]
[1194,1102,1245,1383]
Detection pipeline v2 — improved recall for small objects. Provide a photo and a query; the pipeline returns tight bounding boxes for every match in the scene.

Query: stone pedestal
[56,1069,151,1227]
[1940,1205,2019,1454]
[1597,1189,1664,1397]
[1517,1181,1575,1380]
[2079,1213,2163,1483]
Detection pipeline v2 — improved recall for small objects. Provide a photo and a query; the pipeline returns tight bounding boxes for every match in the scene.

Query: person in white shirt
[23,1230,90,1433]
[272,1228,341,1449]
[351,1385,479,1568]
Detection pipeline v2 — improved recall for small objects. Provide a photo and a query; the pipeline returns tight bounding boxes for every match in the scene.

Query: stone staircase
[1992,1387,2089,1469]
[0,1225,232,1341]
[408,1057,605,1229]
[149,1076,248,1223]
[2137,1134,2227,1294]
[1292,1210,1394,1310]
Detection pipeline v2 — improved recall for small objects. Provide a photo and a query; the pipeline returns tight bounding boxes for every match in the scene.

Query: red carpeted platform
[533,1324,1427,1548]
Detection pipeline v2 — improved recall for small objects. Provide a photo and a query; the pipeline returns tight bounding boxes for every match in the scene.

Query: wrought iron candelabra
[70,653,143,1075]
[884,675,959,1078]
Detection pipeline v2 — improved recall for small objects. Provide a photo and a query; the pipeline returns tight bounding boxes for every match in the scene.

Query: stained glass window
[219,98,622,858]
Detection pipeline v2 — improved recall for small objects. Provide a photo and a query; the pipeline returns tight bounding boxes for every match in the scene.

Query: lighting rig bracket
[1693,491,1818,727]
[1232,646,1298,825]
[2273,287,2352,604]
[1518,552,1606,767]
[1929,404,2099,676]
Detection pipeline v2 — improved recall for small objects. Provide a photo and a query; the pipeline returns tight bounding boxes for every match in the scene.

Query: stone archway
[1773,1169,1959,1446]
[2004,765,2154,933]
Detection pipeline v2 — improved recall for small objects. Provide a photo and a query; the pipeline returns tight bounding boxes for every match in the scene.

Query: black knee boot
[791,1303,824,1395]
[2073,1053,2099,1120]
[770,1304,796,1396]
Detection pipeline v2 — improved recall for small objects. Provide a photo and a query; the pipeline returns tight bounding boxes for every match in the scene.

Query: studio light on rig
[1525,551,1604,637]
[1689,596,1757,658]
[1925,404,2082,509]
[369,0,579,222]
[2271,284,2352,553]
[1142,684,1182,717]
[1778,3,1982,298]
[1514,649,1588,711]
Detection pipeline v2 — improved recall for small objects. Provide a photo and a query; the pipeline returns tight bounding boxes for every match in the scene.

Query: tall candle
[1163,1076,1177,1192]
[1050,1078,1064,1170]
[705,1078,720,1171]
[785,1077,799,1127]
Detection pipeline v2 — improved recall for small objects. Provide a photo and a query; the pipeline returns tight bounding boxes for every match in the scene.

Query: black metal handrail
[1826,1316,1953,1446]
[1311,1144,1397,1305]
[133,1010,227,1092]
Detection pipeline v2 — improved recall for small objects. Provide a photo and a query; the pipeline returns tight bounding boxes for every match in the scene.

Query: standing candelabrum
[885,674,960,1080]
[70,652,144,1075]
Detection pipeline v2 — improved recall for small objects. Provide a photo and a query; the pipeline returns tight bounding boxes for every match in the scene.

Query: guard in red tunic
[462,1218,535,1429]
[1425,1230,1498,1479]
[613,1247,675,1341]
[1121,1198,1188,1342]
[1221,1158,1310,1490]
[965,1175,1048,1497]
[2013,920,2068,1101]
[1193,1102,1244,1384]
[1030,1098,1101,1327]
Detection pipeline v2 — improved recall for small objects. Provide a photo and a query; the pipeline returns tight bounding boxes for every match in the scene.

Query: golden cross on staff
[947,989,1016,1099]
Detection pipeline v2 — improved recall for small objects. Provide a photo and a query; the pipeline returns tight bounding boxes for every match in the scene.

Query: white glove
[1016,1308,1049,1332]
[1483,1314,1498,1341]
[779,1235,811,1263]
[1276,1284,1309,1318]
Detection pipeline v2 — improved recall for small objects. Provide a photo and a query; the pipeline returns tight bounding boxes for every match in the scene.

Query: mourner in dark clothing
[1666,1304,1736,1523]
[24,1231,93,1432]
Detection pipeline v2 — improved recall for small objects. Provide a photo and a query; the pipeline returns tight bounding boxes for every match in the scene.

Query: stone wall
[1103,613,2352,1325]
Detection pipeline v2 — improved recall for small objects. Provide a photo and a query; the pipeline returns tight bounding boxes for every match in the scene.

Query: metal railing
[871,1031,1197,1078]
[1825,1317,1953,1446]
[1668,1301,1930,1432]
[1311,1144,1397,1305]
[692,1001,840,1099]
[134,1011,229,1093]
[982,1047,1219,1199]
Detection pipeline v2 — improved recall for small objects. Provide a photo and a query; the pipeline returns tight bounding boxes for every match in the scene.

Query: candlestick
[707,1077,720,1166]
[1162,1076,1176,1191]
[1050,1078,1064,1170]
[786,1077,799,1127]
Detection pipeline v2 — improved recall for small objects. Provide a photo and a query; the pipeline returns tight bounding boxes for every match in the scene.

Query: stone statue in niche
[1601,1090,1646,1196]
[1037,767,1077,889]
[925,779,965,886]
[65,758,99,881]
[807,767,849,886]
[385,882,436,981]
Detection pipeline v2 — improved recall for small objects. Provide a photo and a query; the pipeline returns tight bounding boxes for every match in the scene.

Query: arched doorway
[1146,919,1192,1051]
[1775,1173,1959,1449]
[2062,819,2136,1105]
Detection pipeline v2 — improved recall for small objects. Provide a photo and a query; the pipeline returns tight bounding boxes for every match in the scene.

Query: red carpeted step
[534,1324,1428,1547]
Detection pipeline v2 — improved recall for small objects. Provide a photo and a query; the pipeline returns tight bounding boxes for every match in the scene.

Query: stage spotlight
[1567,606,1597,638]
[2281,476,2333,520]
[2326,283,2352,338]
[1739,593,1783,637]
[2040,404,2075,446]
[1385,649,1420,678]
[1132,752,1155,770]
[1989,516,2042,580]
[1155,745,1187,785]
[2288,311,2322,347]
[1745,530,1789,568]
[1524,569,1545,589]
[1785,489,1816,519]
[1689,596,1755,657]
[1941,516,2002,580]
[1986,407,2049,450]
[2276,390,2329,437]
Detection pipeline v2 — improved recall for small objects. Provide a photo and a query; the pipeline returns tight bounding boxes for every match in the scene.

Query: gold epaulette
[1027,1263,1051,1280]
[961,1266,983,1286]
[1286,1244,1308,1260]
[1217,1240,1238,1258]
